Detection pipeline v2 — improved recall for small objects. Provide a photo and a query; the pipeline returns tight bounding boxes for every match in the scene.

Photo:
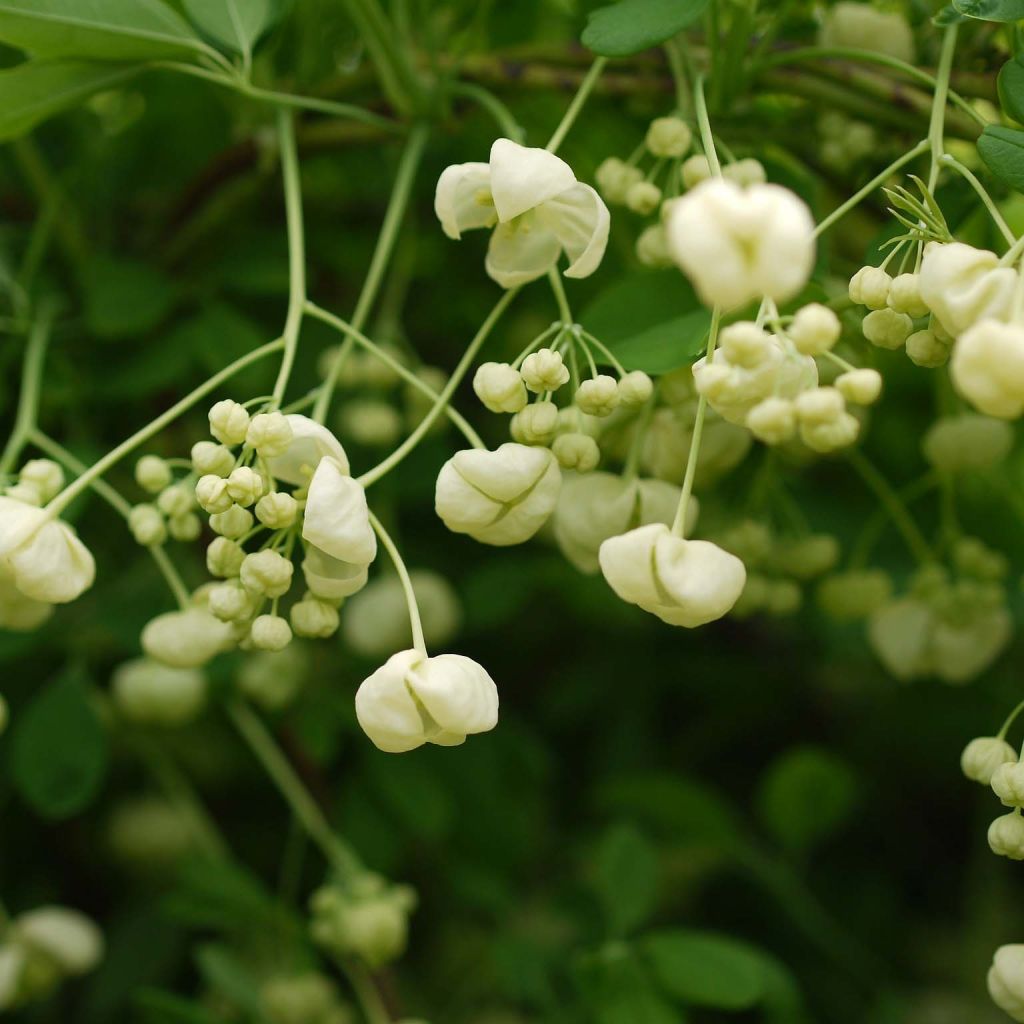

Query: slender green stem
[340,0,417,114]
[671,307,721,536]
[813,139,929,238]
[928,25,959,192]
[313,123,429,423]
[693,75,721,177]
[0,305,55,477]
[579,329,627,376]
[545,56,607,153]
[304,302,484,447]
[271,110,307,407]
[368,511,426,654]
[449,82,525,141]
[226,698,360,877]
[356,289,519,488]
[46,339,284,517]
[941,154,1015,247]
[547,268,572,322]
[846,449,932,564]
[343,961,392,1024]
[999,699,1024,741]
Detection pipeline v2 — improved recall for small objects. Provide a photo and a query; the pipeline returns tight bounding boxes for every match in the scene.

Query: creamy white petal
[488,138,577,222]
[264,415,349,485]
[0,496,48,558]
[537,182,610,279]
[434,162,496,239]
[355,649,431,753]
[302,457,377,565]
[8,520,95,604]
[141,609,234,669]
[17,907,104,975]
[407,653,498,738]
[302,544,369,600]
[484,218,562,288]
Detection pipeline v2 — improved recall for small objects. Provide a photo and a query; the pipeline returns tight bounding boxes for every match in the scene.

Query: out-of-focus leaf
[0,0,205,61]
[582,0,710,56]
[953,0,1024,20]
[11,667,108,819]
[182,0,273,56]
[978,125,1024,192]
[194,944,269,1020]
[135,989,220,1024]
[575,944,681,1024]
[0,60,140,141]
[592,822,659,937]
[164,856,291,932]
[755,746,858,855]
[83,257,177,339]
[999,57,1024,124]
[933,2,970,22]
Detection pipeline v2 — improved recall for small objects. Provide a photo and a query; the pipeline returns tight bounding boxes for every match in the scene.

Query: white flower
[990,945,1024,1022]
[992,761,1024,807]
[434,138,610,288]
[0,497,95,604]
[264,415,350,485]
[919,242,1016,337]
[15,906,103,975]
[302,545,369,601]
[435,442,561,546]
[141,608,234,668]
[302,457,377,565]
[553,472,685,574]
[112,658,206,725]
[961,736,1017,785]
[599,523,746,627]
[355,649,498,752]
[951,319,1024,419]
[665,178,815,310]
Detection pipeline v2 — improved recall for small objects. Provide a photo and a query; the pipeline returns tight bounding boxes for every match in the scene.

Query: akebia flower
[434,138,610,288]
[141,608,234,669]
[919,242,1016,337]
[990,945,1024,1022]
[301,456,377,567]
[0,497,95,604]
[264,415,350,485]
[666,178,815,310]
[598,523,747,627]
[355,649,499,752]
[435,442,561,546]
[950,320,1024,419]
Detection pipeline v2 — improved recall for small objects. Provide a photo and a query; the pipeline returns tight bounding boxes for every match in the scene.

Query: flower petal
[484,218,561,288]
[302,544,369,600]
[488,138,577,223]
[407,653,498,739]
[8,520,95,604]
[354,649,430,753]
[537,182,610,280]
[302,457,377,565]
[434,162,496,239]
[264,415,349,485]
[0,496,48,559]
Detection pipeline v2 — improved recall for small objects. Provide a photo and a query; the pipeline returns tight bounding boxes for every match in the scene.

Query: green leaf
[582,0,711,56]
[978,124,1024,193]
[933,2,970,22]
[194,945,269,1020]
[953,0,1024,19]
[182,0,273,56]
[135,989,220,1024]
[998,57,1024,124]
[0,0,205,62]
[0,59,140,141]
[641,930,767,1010]
[575,945,682,1024]
[11,668,108,819]
[592,822,659,937]
[83,257,177,339]
[580,271,711,374]
[755,746,858,855]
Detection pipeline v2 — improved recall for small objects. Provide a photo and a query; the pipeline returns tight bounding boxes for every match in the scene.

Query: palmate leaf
[582,0,710,57]
[978,124,1024,193]
[181,0,274,58]
[953,0,1024,20]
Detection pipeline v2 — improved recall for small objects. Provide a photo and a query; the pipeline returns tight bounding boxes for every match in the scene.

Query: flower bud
[250,614,292,651]
[245,412,293,458]
[951,319,1024,419]
[210,504,254,539]
[156,484,193,518]
[19,459,64,503]
[800,411,860,453]
[552,432,600,472]
[107,798,193,867]
[772,534,839,580]
[905,328,950,368]
[521,348,569,394]
[15,906,104,977]
[261,972,347,1024]
[993,761,1024,807]
[226,466,264,507]
[576,375,620,417]
[473,362,527,413]
[989,811,1024,859]
[168,513,201,542]
[290,596,340,638]
[191,440,235,477]
[195,475,232,514]
[922,414,1013,472]
[626,181,662,216]
[722,158,766,187]
[128,504,166,547]
[207,536,245,577]
[681,154,713,189]
[646,116,692,158]
[208,580,259,622]
[636,224,673,268]
[141,609,233,668]
[794,387,844,424]
[819,2,914,63]
[255,492,298,529]
[962,736,1018,785]
[887,273,929,317]
[816,569,892,621]
[862,308,912,349]
[618,370,654,406]
[989,945,1024,1022]
[849,266,892,309]
[133,455,171,495]
[595,157,643,203]
[720,323,773,368]
[208,399,250,445]
[241,549,294,597]
[789,303,841,355]
[746,397,796,444]
[836,368,882,405]
[510,401,559,445]
[6,481,42,505]
[337,400,403,447]
[112,658,206,725]
[238,646,307,710]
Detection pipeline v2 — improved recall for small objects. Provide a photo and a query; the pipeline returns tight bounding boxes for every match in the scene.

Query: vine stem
[0,304,56,478]
[226,698,361,878]
[545,56,607,153]
[313,123,430,423]
[927,24,959,193]
[671,306,721,536]
[368,510,426,655]
[693,74,721,177]
[548,268,572,322]
[941,154,1015,247]
[271,110,307,407]
[46,339,284,518]
[356,288,519,489]
[304,301,484,448]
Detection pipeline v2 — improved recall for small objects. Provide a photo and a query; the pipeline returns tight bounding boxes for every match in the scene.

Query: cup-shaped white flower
[0,497,95,604]
[355,649,498,753]
[15,906,103,976]
[951,319,1024,419]
[990,945,1024,1022]
[599,523,746,627]
[919,242,1016,337]
[302,456,377,564]
[264,415,350,485]
[666,178,815,310]
[434,138,610,288]
[435,442,561,546]
[141,608,234,669]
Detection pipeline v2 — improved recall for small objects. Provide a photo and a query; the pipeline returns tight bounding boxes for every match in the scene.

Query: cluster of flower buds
[260,971,354,1024]
[0,905,103,1012]
[131,454,201,545]
[818,111,877,169]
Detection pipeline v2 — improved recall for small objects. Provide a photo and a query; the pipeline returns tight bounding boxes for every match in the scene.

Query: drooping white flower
[355,649,498,753]
[434,138,610,288]
[302,457,376,565]
[990,945,1024,1022]
[264,415,350,485]
[951,319,1024,419]
[302,544,370,601]
[665,178,815,310]
[141,608,234,669]
[962,736,1018,786]
[15,906,104,976]
[435,442,561,546]
[919,242,1016,337]
[599,523,747,627]
[0,497,95,604]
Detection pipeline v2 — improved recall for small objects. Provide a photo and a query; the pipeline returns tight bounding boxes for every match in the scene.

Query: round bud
[923,414,1014,473]
[906,329,951,368]
[255,492,299,530]
[646,116,692,158]
[19,459,64,502]
[250,614,292,651]
[191,441,236,477]
[473,362,527,414]
[849,267,892,309]
[112,659,206,726]
[887,273,929,317]
[510,401,559,445]
[238,645,307,710]
[789,303,841,355]
[817,569,892,621]
[157,484,193,518]
[337,400,404,447]
[195,474,233,514]
[836,368,882,405]
[794,387,845,425]
[168,513,201,542]
[636,224,673,268]
[226,466,264,507]
[681,154,713,189]
[576,375,620,417]
[800,411,860,453]
[746,397,796,444]
[989,811,1024,860]
[521,348,569,394]
[720,322,772,368]
[207,537,245,578]
[208,399,250,445]
[993,761,1024,807]
[128,504,167,547]
[134,456,171,495]
[617,370,654,406]
[723,158,766,187]
[989,945,1024,1023]
[626,181,662,216]
[208,580,258,622]
[595,157,643,204]
[241,550,294,598]
[552,432,600,472]
[209,504,254,539]
[862,308,913,350]
[290,596,341,638]
[6,481,42,505]
[245,412,293,458]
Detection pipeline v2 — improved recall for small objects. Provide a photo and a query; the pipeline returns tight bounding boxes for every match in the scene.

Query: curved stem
[545,56,607,153]
[449,82,525,142]
[693,74,721,177]
[927,25,959,192]
[941,153,1015,247]
[368,511,426,655]
[0,304,55,478]
[547,268,572,323]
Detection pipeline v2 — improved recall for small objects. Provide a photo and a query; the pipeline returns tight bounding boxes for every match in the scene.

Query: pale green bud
[626,181,662,216]
[992,761,1024,807]
[681,154,713,189]
[722,157,766,187]
[157,483,193,518]
[245,412,293,458]
[552,432,600,472]
[510,401,559,445]
[241,550,294,597]
[473,362,527,413]
[862,308,912,349]
[128,504,166,547]
[595,157,643,203]
[191,440,235,477]
[337,400,403,447]
[646,116,692,158]
[521,348,569,394]
[989,811,1024,859]
[210,504,254,539]
[906,329,951,368]
[195,474,232,514]
[817,569,892,621]
[290,596,340,638]
[207,537,245,577]
[226,466,264,507]
[168,513,201,542]
[238,645,308,711]
[887,273,929,317]
[962,736,1017,785]
[849,266,892,309]
[576,375,620,417]
[208,399,250,445]
[134,455,171,495]
[789,303,841,356]
[746,397,796,445]
[112,658,206,726]
[922,414,1013,473]
[836,368,882,405]
[250,614,292,651]
[255,492,298,529]
[208,580,259,622]
[635,224,673,268]
[19,459,64,502]
[618,371,654,406]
